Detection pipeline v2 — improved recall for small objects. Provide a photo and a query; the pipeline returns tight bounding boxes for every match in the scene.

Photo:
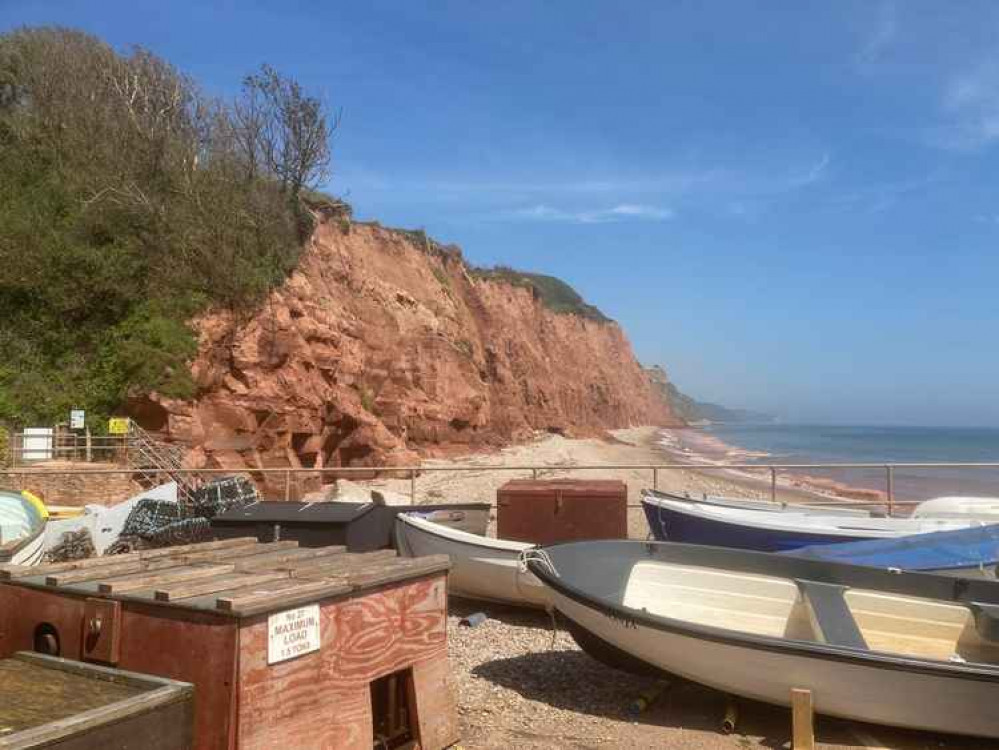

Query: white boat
[527,539,999,739]
[913,496,999,519]
[0,491,47,566]
[642,490,988,551]
[651,489,871,516]
[394,513,547,607]
[654,488,999,520]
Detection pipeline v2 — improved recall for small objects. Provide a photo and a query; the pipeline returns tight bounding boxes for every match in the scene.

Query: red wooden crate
[496,479,627,545]
[0,539,457,750]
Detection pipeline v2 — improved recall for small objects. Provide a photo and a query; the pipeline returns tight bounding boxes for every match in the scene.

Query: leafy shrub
[0,27,334,428]
[470,266,610,322]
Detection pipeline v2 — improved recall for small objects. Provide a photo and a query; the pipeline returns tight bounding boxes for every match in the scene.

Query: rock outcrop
[130,216,683,485]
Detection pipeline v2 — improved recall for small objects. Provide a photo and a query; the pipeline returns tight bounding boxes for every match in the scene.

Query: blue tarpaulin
[784,523,999,571]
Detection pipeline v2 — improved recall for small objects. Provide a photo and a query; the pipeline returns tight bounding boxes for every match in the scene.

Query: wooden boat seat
[969,602,999,641]
[796,579,868,650]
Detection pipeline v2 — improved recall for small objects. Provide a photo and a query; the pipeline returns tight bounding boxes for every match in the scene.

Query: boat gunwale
[0,518,46,564]
[527,540,999,683]
[395,513,535,554]
[640,494,971,538]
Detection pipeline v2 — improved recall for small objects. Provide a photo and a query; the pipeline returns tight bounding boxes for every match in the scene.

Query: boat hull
[550,587,999,739]
[394,514,548,608]
[6,525,45,566]
[642,498,866,551]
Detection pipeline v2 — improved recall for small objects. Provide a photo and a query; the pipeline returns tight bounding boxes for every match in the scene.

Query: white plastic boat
[643,490,988,551]
[913,496,999,519]
[528,539,999,739]
[394,513,547,607]
[0,491,47,566]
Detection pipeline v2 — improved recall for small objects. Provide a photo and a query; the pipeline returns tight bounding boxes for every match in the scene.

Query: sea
[677,423,999,502]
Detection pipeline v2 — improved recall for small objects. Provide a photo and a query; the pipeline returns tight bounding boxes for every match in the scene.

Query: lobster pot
[0,539,457,750]
[497,479,628,545]
[0,651,193,750]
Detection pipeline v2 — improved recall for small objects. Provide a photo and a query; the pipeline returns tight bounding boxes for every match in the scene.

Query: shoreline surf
[657,424,999,506]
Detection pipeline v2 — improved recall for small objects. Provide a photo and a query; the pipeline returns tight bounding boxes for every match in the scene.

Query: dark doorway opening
[370,667,417,749]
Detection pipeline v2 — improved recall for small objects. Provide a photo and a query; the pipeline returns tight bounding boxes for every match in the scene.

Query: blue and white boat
[0,490,47,566]
[641,489,985,552]
[785,523,999,578]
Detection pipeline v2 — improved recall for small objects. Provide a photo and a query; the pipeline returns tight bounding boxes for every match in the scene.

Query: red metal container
[496,479,627,544]
[0,539,457,750]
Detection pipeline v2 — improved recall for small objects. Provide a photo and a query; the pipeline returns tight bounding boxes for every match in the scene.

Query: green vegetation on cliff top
[0,27,333,428]
[470,266,610,322]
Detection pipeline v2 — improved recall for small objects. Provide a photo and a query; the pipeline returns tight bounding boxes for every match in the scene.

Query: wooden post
[85,428,92,463]
[284,470,291,502]
[791,688,814,750]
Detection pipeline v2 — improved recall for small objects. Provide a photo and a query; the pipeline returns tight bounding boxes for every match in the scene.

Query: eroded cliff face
[131,217,683,481]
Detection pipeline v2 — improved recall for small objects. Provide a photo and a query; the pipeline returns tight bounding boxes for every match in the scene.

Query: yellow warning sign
[108,417,130,435]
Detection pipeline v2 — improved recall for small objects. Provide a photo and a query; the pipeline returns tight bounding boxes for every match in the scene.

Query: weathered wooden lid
[0,651,192,744]
[0,538,449,618]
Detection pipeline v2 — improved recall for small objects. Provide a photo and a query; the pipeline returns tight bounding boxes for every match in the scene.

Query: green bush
[0,27,334,428]
[470,266,610,322]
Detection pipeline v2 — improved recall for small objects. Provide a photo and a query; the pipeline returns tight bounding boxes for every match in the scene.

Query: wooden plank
[293,555,419,583]
[2,538,260,581]
[216,578,351,616]
[97,564,235,595]
[348,557,450,592]
[173,540,299,565]
[135,537,259,560]
[46,558,183,587]
[232,545,348,573]
[791,688,815,750]
[284,550,397,576]
[154,571,290,602]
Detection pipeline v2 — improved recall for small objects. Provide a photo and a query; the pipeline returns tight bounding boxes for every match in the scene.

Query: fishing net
[188,476,258,518]
[43,528,96,563]
[106,475,257,554]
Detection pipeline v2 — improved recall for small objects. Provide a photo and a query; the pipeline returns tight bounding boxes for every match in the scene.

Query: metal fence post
[770,468,777,504]
[652,467,658,491]
[410,469,416,505]
[886,465,894,515]
[532,468,539,480]
[284,470,291,502]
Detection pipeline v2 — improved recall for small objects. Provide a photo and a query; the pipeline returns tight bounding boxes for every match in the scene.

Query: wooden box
[0,539,457,750]
[0,651,193,750]
[497,479,628,545]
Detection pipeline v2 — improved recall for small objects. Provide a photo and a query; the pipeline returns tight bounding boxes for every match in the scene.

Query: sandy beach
[319,424,893,539]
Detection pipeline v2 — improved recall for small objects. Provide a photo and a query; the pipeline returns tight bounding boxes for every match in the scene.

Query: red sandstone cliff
[130,216,683,479]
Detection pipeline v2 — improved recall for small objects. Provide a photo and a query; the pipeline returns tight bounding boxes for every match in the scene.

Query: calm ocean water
[698,424,999,501]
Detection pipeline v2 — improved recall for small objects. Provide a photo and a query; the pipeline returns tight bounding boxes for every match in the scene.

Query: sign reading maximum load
[267,604,321,664]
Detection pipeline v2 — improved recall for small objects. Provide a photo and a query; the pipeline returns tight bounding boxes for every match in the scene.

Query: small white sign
[267,604,321,664]
[70,409,85,429]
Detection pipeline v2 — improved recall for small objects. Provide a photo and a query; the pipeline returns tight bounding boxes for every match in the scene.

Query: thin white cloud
[856,1,897,66]
[932,62,999,150]
[507,203,674,224]
[787,153,830,189]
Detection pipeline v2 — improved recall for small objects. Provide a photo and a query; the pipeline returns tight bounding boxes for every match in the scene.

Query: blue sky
[5,1,999,426]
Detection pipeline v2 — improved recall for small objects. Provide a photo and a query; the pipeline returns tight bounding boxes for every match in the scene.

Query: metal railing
[7,432,129,465]
[2,461,999,512]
